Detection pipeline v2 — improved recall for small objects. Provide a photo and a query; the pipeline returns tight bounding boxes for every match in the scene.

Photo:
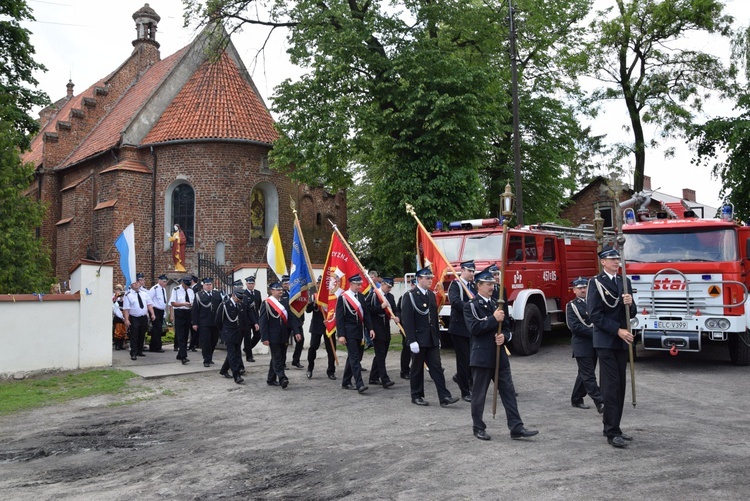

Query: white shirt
[150,284,168,310]
[123,288,152,316]
[169,286,194,310]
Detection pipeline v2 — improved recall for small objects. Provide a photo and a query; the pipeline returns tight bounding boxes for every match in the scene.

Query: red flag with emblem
[416,223,452,307]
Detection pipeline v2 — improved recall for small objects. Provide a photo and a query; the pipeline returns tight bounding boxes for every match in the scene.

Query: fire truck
[622,196,750,366]
[428,219,600,355]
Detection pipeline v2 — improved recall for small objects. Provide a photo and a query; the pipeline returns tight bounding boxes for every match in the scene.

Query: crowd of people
[110,245,635,446]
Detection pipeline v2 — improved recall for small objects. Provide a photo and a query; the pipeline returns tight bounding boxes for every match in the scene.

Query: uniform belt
[130,315,147,319]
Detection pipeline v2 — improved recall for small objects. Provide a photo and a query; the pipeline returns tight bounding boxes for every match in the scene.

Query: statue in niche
[250,189,265,239]
[169,223,187,272]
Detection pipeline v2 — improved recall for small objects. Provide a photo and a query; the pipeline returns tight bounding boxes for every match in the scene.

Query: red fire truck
[428,219,600,355]
[622,199,750,366]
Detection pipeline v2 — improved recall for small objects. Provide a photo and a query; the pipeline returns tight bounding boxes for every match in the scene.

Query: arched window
[171,183,195,247]
[215,241,225,265]
[250,188,265,239]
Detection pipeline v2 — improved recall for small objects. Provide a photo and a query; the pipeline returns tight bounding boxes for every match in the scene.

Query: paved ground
[1,337,749,500]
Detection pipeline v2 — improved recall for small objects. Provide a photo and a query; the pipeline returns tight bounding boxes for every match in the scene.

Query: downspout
[151,146,157,283]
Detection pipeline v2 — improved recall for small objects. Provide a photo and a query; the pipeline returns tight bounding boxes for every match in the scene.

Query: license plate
[654,321,688,329]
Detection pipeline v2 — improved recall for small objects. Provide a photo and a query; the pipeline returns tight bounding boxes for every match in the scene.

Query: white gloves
[410,342,420,354]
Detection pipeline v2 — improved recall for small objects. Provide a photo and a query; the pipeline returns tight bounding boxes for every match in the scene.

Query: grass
[0,369,137,416]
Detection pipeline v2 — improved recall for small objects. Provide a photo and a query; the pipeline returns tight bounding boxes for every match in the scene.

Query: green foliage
[586,0,736,192]
[0,0,49,150]
[0,120,54,294]
[0,369,137,415]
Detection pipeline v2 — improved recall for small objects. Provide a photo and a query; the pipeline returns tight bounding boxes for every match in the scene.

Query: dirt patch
[1,342,749,500]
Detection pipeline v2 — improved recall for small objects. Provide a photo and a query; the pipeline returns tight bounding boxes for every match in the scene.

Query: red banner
[416,223,451,307]
[317,231,369,337]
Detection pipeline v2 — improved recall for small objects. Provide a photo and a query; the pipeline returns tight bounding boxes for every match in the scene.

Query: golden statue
[169,223,187,272]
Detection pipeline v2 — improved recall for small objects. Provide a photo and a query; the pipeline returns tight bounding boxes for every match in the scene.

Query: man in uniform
[217,287,246,384]
[188,275,201,351]
[464,268,538,441]
[336,274,374,393]
[587,246,636,448]
[366,276,400,388]
[397,279,416,380]
[401,267,458,407]
[242,276,262,362]
[170,276,194,364]
[306,276,337,380]
[191,277,223,367]
[261,281,302,389]
[567,277,604,413]
[148,274,169,353]
[448,260,477,402]
[122,278,156,361]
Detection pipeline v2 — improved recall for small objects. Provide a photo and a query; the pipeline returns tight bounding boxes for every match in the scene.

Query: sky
[20,0,750,208]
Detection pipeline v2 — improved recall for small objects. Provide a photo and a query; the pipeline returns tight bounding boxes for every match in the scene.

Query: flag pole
[327,219,406,338]
[405,204,474,300]
[290,197,317,293]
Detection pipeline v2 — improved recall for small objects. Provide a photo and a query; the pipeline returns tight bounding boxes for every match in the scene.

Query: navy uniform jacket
[464,294,511,369]
[306,295,326,335]
[191,290,223,327]
[401,288,440,348]
[447,279,476,338]
[586,272,637,351]
[215,298,243,344]
[259,297,301,344]
[366,290,399,341]
[240,292,259,333]
[335,292,373,340]
[566,297,595,358]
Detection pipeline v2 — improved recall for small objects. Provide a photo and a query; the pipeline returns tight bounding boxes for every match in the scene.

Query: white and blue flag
[115,223,137,285]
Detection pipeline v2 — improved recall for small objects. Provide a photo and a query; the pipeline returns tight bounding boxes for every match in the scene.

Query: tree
[185,1,597,272]
[0,0,53,293]
[586,0,736,192]
[0,0,49,149]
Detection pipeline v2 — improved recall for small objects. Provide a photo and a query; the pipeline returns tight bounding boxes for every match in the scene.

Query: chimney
[643,175,651,191]
[683,188,696,202]
[132,3,161,48]
[66,79,74,98]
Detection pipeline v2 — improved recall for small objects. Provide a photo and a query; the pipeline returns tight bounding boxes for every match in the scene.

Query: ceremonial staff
[618,209,637,407]
[327,220,407,339]
[493,182,514,419]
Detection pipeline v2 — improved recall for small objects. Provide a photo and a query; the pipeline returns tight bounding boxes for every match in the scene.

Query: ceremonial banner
[266,224,288,278]
[416,222,452,307]
[289,221,314,317]
[317,231,368,336]
[115,223,136,285]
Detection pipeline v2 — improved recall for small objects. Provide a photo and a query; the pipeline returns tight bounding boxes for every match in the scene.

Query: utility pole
[508,1,524,226]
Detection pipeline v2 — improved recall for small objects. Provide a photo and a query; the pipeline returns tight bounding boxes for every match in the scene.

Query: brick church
[23,4,346,286]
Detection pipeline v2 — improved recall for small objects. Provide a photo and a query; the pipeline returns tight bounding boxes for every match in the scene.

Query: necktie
[162,287,166,303]
[137,291,144,309]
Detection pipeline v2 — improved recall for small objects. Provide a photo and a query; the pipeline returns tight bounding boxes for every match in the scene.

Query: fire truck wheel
[728,330,750,366]
[511,304,543,356]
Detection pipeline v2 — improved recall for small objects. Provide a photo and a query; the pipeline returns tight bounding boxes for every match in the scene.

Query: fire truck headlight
[705,318,730,330]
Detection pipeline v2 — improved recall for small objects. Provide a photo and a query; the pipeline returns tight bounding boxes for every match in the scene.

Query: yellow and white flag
[266,224,288,278]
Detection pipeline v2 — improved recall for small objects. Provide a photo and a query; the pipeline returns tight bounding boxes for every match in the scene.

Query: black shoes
[572,402,590,410]
[596,402,605,414]
[473,428,491,441]
[602,431,633,441]
[383,381,395,389]
[462,395,472,402]
[219,372,232,379]
[342,384,355,390]
[246,355,255,362]
[292,362,304,369]
[150,349,165,353]
[203,363,210,367]
[361,367,368,372]
[207,361,215,365]
[137,352,146,357]
[130,356,137,361]
[412,397,429,406]
[234,376,244,384]
[608,435,627,448]
[400,372,410,380]
[327,374,337,380]
[306,371,312,379]
[357,385,368,394]
[440,396,460,407]
[511,427,539,439]
[280,379,289,389]
[368,379,381,385]
[267,380,280,386]
[181,358,189,365]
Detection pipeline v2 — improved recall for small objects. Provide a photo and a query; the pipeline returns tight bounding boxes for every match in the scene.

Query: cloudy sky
[21,0,749,208]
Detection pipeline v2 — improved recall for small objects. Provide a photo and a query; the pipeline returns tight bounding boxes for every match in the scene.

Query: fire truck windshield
[463,234,504,261]
[624,229,738,263]
[433,236,462,262]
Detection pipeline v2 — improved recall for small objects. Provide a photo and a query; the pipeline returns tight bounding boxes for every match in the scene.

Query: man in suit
[191,277,223,367]
[402,267,458,407]
[587,246,637,448]
[306,276,337,380]
[217,287,246,384]
[188,275,201,351]
[242,276,262,362]
[397,279,416,380]
[567,277,604,413]
[464,267,538,441]
[366,276,400,388]
[260,281,302,389]
[336,274,374,393]
[448,260,477,402]
[170,276,195,365]
[148,274,169,353]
